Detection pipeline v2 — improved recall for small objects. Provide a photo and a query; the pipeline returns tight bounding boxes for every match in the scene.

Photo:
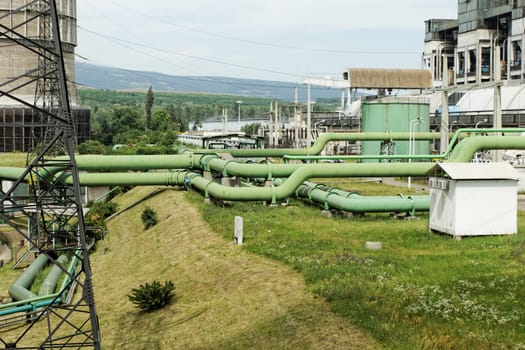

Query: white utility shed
[429,162,519,237]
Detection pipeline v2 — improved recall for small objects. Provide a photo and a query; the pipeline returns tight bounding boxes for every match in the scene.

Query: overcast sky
[77,0,457,83]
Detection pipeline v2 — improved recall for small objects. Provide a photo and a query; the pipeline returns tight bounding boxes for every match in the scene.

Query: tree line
[77,88,340,154]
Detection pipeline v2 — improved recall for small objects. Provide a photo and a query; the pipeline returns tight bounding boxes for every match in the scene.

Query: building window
[468,49,477,75]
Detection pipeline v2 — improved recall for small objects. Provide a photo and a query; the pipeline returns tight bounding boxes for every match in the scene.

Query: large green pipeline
[2,135,525,202]
[0,131,519,183]
[296,181,429,214]
[448,136,525,162]
[68,162,434,202]
[283,128,525,162]
[184,132,441,157]
[8,254,49,301]
[0,251,81,317]
[38,254,69,296]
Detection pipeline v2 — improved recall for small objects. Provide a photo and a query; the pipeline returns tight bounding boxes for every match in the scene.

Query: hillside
[91,186,378,349]
[75,63,343,101]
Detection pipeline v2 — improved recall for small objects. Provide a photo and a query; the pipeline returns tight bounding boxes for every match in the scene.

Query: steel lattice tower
[0,1,102,348]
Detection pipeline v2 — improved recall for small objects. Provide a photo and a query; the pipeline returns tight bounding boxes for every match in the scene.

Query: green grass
[0,153,27,167]
[188,191,525,350]
[89,187,378,349]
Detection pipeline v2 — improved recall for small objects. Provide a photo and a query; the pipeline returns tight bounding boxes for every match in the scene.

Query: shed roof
[344,68,432,89]
[431,162,519,180]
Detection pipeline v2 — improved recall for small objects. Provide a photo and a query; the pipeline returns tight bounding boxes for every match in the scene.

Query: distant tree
[111,107,142,135]
[241,123,261,135]
[112,129,143,145]
[78,140,107,154]
[159,130,178,148]
[151,110,171,132]
[145,86,155,130]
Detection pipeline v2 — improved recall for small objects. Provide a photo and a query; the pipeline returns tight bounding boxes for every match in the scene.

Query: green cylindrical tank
[361,99,431,162]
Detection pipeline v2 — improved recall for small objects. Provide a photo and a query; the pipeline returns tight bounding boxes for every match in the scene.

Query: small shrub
[141,206,158,229]
[128,280,175,312]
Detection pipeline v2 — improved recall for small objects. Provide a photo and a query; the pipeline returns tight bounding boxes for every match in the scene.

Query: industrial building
[0,0,90,152]
[423,0,525,86]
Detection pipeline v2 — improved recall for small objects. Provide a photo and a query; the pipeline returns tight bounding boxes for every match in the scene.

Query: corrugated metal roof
[346,68,432,89]
[432,162,519,180]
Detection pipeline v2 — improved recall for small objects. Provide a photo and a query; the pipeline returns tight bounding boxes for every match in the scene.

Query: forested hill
[75,63,343,101]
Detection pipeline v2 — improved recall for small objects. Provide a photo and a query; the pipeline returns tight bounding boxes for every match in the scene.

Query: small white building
[429,162,519,238]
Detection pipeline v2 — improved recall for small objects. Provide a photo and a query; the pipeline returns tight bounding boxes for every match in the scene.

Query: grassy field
[90,186,379,349]
[188,185,525,349]
[0,153,27,167]
[1,176,524,348]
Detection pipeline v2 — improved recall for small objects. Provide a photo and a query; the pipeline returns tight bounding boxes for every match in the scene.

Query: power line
[100,0,419,55]
[77,25,305,79]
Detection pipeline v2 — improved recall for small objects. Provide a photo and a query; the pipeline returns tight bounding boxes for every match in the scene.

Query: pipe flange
[307,183,325,200]
[200,154,219,172]
[222,160,236,177]
[323,189,340,210]
[345,191,358,198]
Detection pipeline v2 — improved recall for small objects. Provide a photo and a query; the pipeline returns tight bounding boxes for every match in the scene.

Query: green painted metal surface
[8,254,49,301]
[362,101,431,162]
[296,181,430,213]
[38,254,69,296]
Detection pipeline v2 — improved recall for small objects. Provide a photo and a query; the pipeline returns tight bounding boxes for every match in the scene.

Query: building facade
[0,0,90,152]
[423,0,525,87]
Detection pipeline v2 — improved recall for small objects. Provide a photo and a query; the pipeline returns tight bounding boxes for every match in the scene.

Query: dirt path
[92,187,381,349]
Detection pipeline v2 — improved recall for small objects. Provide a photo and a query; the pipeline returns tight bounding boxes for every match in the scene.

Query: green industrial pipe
[448,136,525,162]
[8,254,49,301]
[1,251,81,317]
[1,130,517,183]
[66,162,434,202]
[60,134,524,200]
[2,134,525,202]
[185,132,441,157]
[283,128,525,162]
[296,181,429,213]
[0,167,27,181]
[38,254,69,296]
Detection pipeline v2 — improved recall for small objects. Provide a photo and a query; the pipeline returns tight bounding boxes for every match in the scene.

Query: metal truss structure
[0,1,101,348]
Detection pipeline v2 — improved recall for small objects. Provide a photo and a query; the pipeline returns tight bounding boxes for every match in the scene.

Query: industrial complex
[0,0,525,349]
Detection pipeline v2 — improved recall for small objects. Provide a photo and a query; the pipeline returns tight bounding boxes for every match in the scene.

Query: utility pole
[294,86,300,148]
[275,101,279,147]
[269,102,274,147]
[222,108,228,133]
[0,1,102,348]
[236,100,242,130]
[307,83,312,147]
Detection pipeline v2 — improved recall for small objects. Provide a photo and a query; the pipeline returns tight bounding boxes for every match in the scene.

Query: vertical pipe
[494,83,503,161]
[294,86,299,148]
[440,90,449,154]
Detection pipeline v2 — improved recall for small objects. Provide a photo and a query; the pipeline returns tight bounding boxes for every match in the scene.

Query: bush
[128,280,175,312]
[77,140,108,154]
[84,201,119,240]
[141,206,158,229]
